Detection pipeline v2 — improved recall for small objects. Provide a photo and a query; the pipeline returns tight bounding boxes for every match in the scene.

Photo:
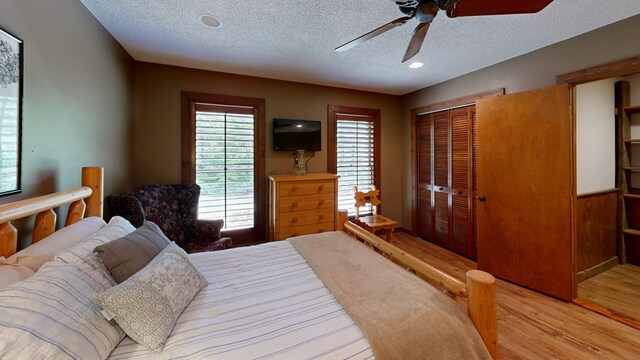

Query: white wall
[576,79,616,194]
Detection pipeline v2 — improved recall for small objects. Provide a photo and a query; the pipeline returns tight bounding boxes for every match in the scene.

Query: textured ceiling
[79,0,640,95]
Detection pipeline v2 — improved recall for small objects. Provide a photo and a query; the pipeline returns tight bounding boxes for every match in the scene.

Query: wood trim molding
[181,91,266,245]
[573,297,640,331]
[411,88,505,116]
[577,256,618,283]
[557,55,640,85]
[577,188,619,199]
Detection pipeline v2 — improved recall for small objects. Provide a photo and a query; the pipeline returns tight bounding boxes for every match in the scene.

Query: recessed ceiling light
[199,14,221,28]
[409,62,424,69]
[296,124,303,128]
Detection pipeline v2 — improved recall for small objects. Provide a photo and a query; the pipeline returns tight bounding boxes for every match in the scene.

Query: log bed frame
[0,167,497,359]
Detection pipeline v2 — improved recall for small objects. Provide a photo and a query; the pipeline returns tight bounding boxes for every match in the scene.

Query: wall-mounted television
[273,119,321,151]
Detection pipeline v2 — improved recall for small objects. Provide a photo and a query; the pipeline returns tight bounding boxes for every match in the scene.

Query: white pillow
[7,216,106,272]
[94,242,208,353]
[0,257,35,288]
[0,261,125,360]
[55,216,135,288]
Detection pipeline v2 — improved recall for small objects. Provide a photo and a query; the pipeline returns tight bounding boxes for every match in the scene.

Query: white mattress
[107,241,374,360]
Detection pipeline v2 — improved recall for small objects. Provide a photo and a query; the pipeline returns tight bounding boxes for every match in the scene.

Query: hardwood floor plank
[578,264,640,321]
[393,233,640,359]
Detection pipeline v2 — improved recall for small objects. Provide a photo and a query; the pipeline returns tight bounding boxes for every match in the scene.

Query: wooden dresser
[269,173,339,241]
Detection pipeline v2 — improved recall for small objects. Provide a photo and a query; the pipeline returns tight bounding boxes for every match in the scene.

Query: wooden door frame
[411,88,504,237]
[558,55,640,300]
[181,91,266,246]
[327,105,381,215]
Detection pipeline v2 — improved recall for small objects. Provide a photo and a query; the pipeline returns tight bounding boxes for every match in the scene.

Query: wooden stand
[353,215,397,243]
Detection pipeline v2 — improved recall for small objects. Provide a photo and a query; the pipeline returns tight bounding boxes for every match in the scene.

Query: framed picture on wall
[0,27,22,197]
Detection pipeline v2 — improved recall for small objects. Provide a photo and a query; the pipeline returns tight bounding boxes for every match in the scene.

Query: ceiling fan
[335,0,554,63]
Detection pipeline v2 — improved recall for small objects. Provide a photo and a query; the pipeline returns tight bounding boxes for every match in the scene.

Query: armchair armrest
[189,219,232,253]
[195,219,224,241]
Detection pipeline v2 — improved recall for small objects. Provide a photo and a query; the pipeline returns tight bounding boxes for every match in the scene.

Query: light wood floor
[393,232,640,360]
[578,264,640,321]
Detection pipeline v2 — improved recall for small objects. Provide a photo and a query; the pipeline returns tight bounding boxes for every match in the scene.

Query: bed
[0,167,497,360]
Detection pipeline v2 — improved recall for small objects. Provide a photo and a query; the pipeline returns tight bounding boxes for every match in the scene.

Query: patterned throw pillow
[0,261,125,359]
[55,216,135,287]
[94,242,208,353]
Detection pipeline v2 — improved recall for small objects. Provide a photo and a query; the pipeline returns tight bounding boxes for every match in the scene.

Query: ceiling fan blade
[389,0,418,5]
[446,0,554,18]
[335,16,413,52]
[402,21,431,63]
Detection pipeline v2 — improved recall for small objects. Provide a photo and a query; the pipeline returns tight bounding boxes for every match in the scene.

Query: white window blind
[0,96,18,192]
[195,107,255,230]
[336,119,376,217]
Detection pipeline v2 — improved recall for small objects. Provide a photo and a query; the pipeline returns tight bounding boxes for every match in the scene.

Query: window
[327,105,380,217]
[182,92,265,244]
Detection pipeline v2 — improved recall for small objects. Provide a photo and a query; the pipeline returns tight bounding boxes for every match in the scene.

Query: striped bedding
[107,241,374,360]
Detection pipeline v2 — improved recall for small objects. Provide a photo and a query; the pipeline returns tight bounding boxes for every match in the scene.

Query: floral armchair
[107,184,232,253]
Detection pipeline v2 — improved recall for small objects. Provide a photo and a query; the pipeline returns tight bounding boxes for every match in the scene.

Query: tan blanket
[289,231,491,360]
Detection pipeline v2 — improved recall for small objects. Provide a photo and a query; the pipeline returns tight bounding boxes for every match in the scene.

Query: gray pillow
[94,242,208,353]
[94,221,170,283]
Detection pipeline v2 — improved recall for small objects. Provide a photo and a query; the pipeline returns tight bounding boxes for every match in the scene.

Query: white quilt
[107,241,374,360]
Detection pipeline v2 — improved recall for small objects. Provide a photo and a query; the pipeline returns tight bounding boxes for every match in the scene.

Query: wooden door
[476,84,574,300]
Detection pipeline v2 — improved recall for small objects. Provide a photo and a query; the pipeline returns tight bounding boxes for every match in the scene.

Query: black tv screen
[273,119,321,151]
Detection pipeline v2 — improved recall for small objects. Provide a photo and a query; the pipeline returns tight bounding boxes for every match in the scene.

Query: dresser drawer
[278,180,334,197]
[279,208,334,228]
[278,194,334,213]
[278,222,335,239]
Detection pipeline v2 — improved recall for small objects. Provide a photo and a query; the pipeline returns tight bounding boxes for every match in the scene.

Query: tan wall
[0,0,135,245]
[400,14,640,230]
[134,62,404,226]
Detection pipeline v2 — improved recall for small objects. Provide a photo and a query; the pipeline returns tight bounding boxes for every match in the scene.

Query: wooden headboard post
[0,167,104,257]
[82,166,104,218]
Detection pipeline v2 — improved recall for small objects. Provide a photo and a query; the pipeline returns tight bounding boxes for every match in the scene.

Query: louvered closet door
[415,106,476,260]
[450,107,474,259]
[433,111,450,248]
[416,113,433,240]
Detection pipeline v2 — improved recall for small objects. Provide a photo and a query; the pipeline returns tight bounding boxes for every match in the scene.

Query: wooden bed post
[0,222,18,257]
[467,270,498,359]
[337,210,348,231]
[82,167,104,218]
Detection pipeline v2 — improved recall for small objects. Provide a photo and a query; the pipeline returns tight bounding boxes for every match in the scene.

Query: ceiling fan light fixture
[199,14,221,29]
[409,61,424,69]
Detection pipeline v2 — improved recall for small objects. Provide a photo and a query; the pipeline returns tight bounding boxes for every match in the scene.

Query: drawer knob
[317,185,324,193]
[291,218,298,223]
[291,202,298,209]
[318,200,324,207]
[318,215,324,221]
[290,186,298,194]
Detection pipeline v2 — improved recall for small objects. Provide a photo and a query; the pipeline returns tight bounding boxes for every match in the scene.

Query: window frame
[327,105,381,216]
[182,92,266,245]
